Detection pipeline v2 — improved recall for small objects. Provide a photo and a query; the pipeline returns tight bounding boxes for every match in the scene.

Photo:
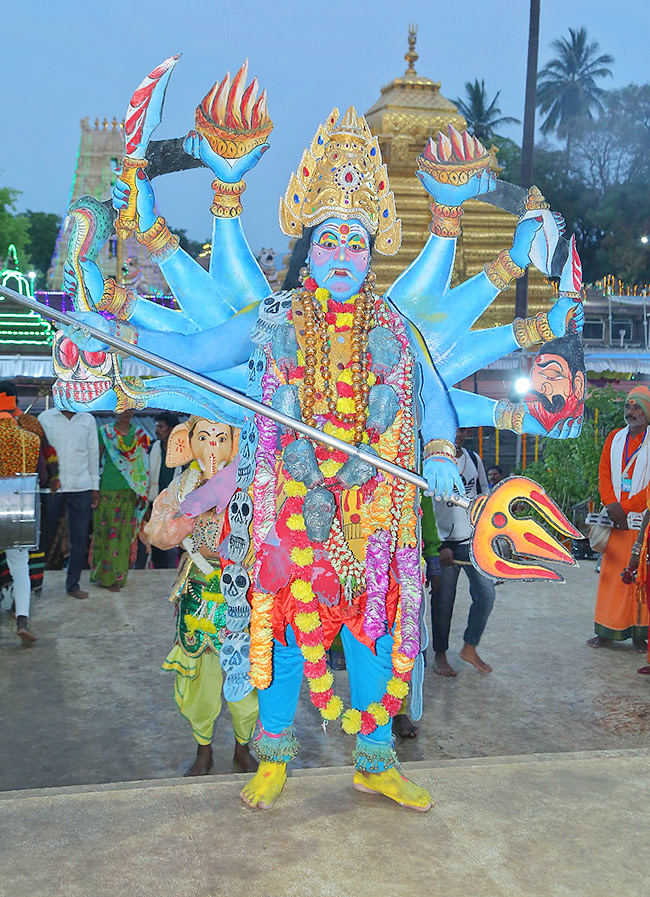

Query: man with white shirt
[38,408,99,599]
[431,428,496,677]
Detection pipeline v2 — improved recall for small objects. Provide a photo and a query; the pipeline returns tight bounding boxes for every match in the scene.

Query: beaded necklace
[299,283,374,444]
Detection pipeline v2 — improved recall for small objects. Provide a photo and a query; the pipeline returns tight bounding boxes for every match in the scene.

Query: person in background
[486,465,504,488]
[0,390,42,643]
[38,406,99,599]
[431,428,496,676]
[147,411,182,568]
[92,410,149,592]
[588,388,650,651]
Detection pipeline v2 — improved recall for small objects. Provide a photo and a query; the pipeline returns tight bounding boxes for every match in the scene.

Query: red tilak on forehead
[339,224,350,235]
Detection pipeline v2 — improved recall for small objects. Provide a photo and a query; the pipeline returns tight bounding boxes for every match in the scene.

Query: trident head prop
[468,476,582,582]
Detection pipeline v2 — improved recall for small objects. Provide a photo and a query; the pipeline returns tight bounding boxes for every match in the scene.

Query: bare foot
[392,714,418,738]
[108,584,121,593]
[433,652,457,677]
[16,616,37,646]
[637,665,650,674]
[184,744,213,776]
[459,644,492,673]
[233,741,259,773]
[586,636,609,648]
[353,768,433,812]
[240,761,287,809]
[633,638,648,654]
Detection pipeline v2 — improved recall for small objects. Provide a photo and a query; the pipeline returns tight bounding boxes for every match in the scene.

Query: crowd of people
[1,382,648,774]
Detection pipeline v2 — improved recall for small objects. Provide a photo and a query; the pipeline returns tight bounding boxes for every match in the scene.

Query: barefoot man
[431,428,496,676]
[587,388,650,652]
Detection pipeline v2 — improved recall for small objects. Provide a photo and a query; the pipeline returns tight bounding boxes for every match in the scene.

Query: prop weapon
[115,54,181,240]
[0,284,581,582]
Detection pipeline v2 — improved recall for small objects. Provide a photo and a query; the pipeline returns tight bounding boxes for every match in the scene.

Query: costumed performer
[146,416,258,775]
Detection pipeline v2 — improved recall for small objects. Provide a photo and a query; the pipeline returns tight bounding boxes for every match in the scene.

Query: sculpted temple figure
[58,58,585,811]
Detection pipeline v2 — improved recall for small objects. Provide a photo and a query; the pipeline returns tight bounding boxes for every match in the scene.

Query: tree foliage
[0,185,30,265]
[537,26,614,159]
[453,79,520,142]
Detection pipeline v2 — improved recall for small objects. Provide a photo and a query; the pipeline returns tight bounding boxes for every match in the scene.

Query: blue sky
[3,0,647,259]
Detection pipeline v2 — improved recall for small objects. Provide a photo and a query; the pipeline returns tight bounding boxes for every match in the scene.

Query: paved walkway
[2,563,649,790]
[1,750,648,897]
[2,563,649,895]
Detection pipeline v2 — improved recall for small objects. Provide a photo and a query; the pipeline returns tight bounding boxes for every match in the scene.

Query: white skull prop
[52,331,117,406]
[246,348,266,401]
[240,422,259,464]
[228,491,253,534]
[221,563,250,604]
[220,632,252,702]
[225,593,251,631]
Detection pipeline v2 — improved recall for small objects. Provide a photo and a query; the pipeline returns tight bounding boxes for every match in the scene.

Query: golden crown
[279,106,402,256]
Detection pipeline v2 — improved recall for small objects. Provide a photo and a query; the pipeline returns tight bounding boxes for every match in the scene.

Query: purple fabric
[177,456,239,518]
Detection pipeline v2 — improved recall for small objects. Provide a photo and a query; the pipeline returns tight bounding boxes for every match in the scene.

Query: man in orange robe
[588,387,650,650]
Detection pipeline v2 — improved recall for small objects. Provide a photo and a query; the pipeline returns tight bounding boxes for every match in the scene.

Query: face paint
[309,217,370,300]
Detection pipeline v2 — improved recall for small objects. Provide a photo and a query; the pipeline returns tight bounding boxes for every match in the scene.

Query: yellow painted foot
[353,767,433,812]
[240,761,287,810]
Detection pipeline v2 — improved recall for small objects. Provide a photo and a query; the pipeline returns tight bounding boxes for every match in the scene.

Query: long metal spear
[0,283,470,509]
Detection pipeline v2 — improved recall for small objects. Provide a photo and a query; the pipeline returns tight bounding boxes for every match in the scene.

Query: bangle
[494,400,526,434]
[484,250,525,291]
[429,202,463,239]
[631,544,642,555]
[96,279,138,320]
[513,313,554,349]
[423,438,456,462]
[136,216,180,263]
[211,178,246,218]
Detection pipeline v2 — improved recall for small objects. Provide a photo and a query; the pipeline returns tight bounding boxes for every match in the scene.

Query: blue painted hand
[112,167,157,232]
[423,456,466,502]
[547,296,585,337]
[63,259,105,309]
[416,168,496,208]
[509,216,544,268]
[183,131,269,183]
[60,311,115,353]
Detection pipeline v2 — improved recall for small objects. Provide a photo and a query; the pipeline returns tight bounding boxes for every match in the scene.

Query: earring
[299,266,309,285]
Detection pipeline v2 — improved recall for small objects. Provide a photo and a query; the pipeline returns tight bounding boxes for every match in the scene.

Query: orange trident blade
[469,476,582,583]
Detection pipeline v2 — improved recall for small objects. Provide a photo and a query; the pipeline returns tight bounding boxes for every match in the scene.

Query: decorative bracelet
[423,438,456,462]
[429,202,464,239]
[114,320,138,349]
[631,544,642,555]
[494,400,526,434]
[211,178,246,218]
[135,216,180,263]
[484,249,526,291]
[513,312,554,349]
[96,279,138,320]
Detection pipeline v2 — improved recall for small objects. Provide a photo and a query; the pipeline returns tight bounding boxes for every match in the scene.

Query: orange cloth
[0,417,40,477]
[594,428,650,639]
[598,428,648,513]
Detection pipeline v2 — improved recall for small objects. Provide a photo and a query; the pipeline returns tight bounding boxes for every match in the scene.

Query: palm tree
[537,27,614,159]
[453,79,520,142]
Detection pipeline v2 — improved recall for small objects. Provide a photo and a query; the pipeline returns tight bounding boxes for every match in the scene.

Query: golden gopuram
[364,27,550,327]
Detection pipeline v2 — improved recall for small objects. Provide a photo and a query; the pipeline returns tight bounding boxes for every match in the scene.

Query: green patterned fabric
[176,578,228,657]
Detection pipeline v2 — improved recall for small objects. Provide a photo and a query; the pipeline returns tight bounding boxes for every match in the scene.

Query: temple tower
[365,27,549,325]
[47,117,169,295]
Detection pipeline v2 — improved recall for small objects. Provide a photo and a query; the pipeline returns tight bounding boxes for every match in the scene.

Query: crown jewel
[279,106,402,256]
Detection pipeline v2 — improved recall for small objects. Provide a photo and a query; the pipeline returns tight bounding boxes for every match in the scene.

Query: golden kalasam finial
[405,23,418,75]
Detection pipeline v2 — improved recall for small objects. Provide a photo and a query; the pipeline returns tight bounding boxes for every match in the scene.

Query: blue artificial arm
[438,325,519,387]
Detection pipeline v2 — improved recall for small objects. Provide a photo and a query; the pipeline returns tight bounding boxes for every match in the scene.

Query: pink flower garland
[363,530,391,641]
[395,545,421,659]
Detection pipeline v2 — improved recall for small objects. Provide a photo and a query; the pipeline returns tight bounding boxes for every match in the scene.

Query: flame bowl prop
[469,476,583,583]
[417,124,491,186]
[195,60,272,160]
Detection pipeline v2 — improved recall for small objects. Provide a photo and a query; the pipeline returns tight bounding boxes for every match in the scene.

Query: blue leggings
[257,625,397,771]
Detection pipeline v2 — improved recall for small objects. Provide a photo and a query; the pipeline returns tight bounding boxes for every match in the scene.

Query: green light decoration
[0,245,54,347]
